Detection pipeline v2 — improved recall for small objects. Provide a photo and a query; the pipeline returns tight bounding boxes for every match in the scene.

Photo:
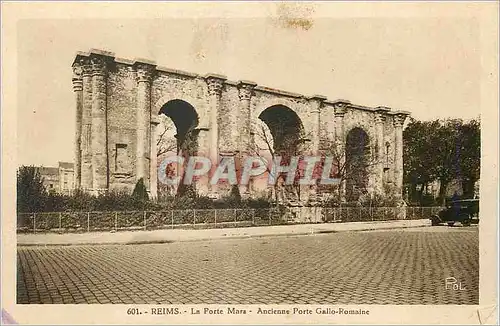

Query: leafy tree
[403,118,481,205]
[457,119,480,197]
[403,118,440,203]
[17,166,46,212]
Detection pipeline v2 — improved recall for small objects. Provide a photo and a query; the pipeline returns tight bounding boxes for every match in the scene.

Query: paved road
[17,226,478,305]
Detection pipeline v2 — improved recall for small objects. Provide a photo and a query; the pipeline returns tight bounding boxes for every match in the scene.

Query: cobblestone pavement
[17,226,479,304]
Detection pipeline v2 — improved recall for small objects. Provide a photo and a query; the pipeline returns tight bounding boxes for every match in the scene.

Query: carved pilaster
[333,100,349,117]
[393,113,406,128]
[91,56,107,77]
[136,63,155,84]
[333,100,350,201]
[237,81,257,194]
[309,95,327,154]
[150,116,160,200]
[205,74,226,195]
[80,58,93,191]
[238,83,254,101]
[237,81,257,155]
[375,107,390,194]
[393,112,409,199]
[333,100,349,145]
[90,54,109,192]
[72,65,83,91]
[72,63,83,189]
[206,75,225,97]
[134,61,156,189]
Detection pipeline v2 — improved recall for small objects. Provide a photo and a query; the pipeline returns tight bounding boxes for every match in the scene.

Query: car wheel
[459,213,471,226]
[447,222,455,227]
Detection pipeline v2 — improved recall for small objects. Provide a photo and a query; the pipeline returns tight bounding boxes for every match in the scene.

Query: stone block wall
[72,49,409,202]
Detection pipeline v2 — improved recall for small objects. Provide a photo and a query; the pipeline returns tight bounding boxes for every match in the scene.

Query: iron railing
[16,206,444,234]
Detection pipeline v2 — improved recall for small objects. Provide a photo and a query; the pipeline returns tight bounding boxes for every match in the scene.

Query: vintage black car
[431,199,479,226]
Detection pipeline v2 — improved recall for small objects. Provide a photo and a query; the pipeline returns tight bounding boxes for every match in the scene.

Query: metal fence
[17,206,444,234]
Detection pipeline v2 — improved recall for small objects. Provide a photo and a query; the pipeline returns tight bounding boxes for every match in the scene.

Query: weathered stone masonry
[72,49,410,200]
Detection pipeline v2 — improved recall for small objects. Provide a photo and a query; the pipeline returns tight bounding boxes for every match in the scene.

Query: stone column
[81,59,93,191]
[150,116,160,200]
[393,112,408,199]
[237,81,256,195]
[72,63,83,189]
[205,74,226,195]
[375,107,390,194]
[134,62,156,189]
[237,81,257,154]
[90,55,109,193]
[333,100,349,201]
[309,95,327,155]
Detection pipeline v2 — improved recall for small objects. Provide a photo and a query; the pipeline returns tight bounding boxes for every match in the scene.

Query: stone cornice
[309,95,328,101]
[73,49,413,118]
[254,85,304,99]
[375,106,391,113]
[389,110,411,116]
[156,66,198,78]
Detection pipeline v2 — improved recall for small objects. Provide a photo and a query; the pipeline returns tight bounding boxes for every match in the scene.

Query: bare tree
[251,119,312,205]
[318,137,383,204]
[156,115,177,157]
[156,116,200,197]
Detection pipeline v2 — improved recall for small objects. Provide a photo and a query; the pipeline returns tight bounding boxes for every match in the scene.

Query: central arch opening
[157,99,199,197]
[255,105,305,201]
[345,127,370,201]
[257,105,303,156]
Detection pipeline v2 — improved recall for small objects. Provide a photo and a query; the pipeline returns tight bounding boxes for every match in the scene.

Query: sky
[17,13,481,167]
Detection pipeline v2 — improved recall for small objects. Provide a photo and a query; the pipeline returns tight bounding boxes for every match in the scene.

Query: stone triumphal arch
[71,49,409,201]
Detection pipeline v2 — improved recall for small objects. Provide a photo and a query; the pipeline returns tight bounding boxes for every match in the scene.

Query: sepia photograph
[2,1,498,325]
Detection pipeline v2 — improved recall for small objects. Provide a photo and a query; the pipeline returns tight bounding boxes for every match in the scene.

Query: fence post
[171,210,174,229]
[268,208,272,225]
[143,211,147,231]
[252,209,255,226]
[370,206,373,221]
[214,209,217,227]
[114,212,118,232]
[87,212,90,232]
[193,209,196,226]
[33,213,36,233]
[59,212,62,231]
[234,209,237,223]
